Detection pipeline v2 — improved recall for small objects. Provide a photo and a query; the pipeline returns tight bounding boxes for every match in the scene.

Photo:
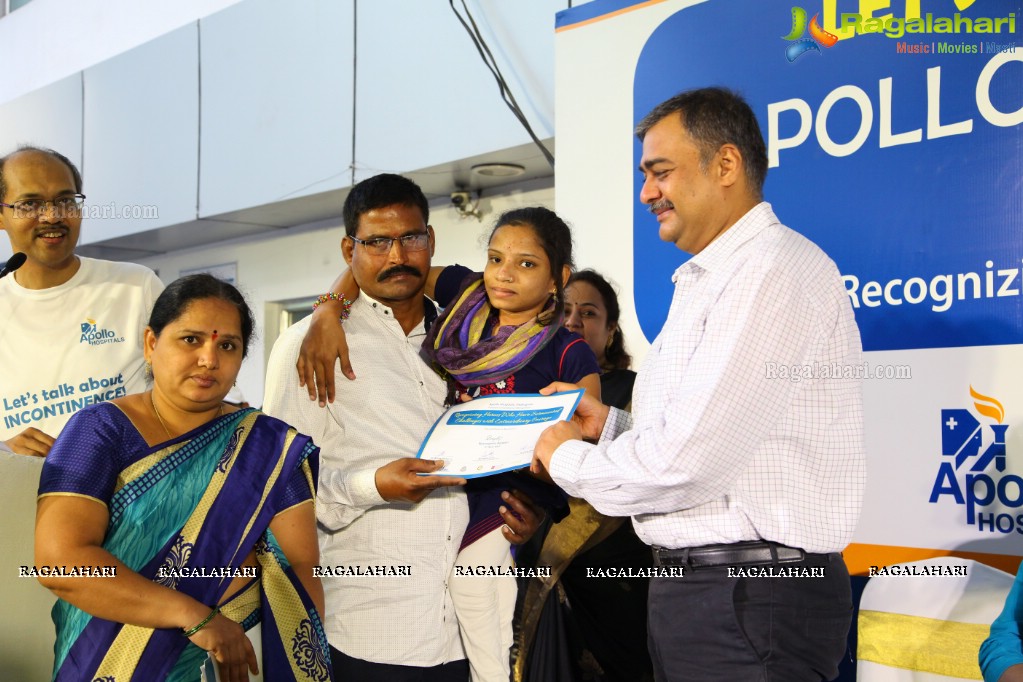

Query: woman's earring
[144,361,153,381]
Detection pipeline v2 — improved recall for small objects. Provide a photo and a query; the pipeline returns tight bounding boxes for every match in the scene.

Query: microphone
[0,252,26,279]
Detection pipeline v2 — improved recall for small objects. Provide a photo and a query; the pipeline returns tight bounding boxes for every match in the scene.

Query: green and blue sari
[38,404,333,681]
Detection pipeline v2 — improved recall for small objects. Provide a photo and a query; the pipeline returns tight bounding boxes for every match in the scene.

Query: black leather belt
[652,541,819,570]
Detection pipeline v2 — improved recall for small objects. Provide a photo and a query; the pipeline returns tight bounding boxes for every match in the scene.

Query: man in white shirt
[534,88,866,681]
[264,173,537,681]
[0,147,162,455]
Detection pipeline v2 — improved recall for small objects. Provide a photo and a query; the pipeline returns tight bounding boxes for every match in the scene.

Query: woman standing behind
[35,275,332,682]
[563,270,635,410]
[516,270,653,682]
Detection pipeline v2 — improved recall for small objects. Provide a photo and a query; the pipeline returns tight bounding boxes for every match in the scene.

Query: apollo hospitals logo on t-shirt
[929,386,1016,534]
[80,318,125,346]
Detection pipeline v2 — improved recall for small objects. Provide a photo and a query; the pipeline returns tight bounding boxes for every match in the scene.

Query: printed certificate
[417,390,584,478]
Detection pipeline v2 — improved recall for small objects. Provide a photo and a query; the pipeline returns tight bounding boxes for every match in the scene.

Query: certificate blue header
[447,408,564,426]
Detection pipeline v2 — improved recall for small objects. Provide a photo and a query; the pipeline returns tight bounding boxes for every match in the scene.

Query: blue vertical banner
[630,0,1022,352]
[555,5,1023,679]
[558,0,1023,556]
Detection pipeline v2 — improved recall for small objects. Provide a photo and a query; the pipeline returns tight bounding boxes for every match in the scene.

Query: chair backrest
[0,453,57,680]
[857,557,1014,681]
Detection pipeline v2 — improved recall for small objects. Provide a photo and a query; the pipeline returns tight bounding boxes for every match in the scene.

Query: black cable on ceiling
[448,0,555,168]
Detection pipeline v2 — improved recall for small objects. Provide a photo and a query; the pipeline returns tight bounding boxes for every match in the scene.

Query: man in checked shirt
[533,87,866,681]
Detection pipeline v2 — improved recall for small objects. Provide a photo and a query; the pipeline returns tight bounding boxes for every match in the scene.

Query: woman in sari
[514,270,653,682]
[35,274,333,682]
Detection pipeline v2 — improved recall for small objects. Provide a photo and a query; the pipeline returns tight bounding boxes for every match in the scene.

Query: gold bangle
[182,605,220,637]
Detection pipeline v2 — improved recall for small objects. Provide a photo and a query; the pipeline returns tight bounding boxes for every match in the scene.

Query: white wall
[136,179,555,406]
[0,0,244,105]
[355,0,556,181]
[554,2,694,367]
[0,0,564,263]
[0,73,82,172]
[82,23,201,240]
[198,0,355,216]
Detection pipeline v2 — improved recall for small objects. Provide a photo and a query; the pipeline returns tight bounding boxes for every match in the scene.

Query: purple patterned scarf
[422,273,560,386]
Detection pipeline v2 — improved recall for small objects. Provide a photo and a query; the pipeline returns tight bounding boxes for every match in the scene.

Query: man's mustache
[648,200,674,214]
[378,265,422,282]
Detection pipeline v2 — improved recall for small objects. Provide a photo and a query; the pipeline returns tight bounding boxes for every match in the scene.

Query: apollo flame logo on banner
[931,387,1018,534]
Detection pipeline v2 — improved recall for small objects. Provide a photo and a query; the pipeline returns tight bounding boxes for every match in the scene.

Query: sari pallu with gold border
[45,408,333,682]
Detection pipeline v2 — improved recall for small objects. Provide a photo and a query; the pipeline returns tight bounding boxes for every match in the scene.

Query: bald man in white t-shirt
[0,146,162,456]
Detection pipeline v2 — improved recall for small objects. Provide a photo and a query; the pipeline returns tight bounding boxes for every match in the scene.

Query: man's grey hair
[636,87,768,197]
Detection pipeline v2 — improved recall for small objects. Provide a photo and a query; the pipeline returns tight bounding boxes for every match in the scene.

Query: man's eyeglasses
[350,232,430,255]
[0,194,86,219]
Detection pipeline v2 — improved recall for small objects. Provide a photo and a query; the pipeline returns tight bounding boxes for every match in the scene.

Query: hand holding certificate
[417,390,584,478]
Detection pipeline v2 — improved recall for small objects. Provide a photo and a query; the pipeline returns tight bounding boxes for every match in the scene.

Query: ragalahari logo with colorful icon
[782,1,1014,62]
[782,6,839,62]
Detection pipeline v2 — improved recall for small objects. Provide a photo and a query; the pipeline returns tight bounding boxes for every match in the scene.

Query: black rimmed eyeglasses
[350,232,430,255]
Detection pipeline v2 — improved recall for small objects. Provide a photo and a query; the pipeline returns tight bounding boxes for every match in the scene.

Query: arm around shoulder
[297,269,360,403]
